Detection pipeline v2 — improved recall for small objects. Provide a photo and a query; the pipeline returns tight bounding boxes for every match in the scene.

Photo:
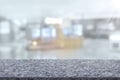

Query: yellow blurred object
[55,35,84,49]
[54,24,83,49]
[28,20,84,51]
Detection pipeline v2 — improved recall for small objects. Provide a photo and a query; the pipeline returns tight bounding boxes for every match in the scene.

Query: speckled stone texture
[0,60,120,79]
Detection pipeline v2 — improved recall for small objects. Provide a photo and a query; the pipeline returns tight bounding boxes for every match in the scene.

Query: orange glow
[32,41,38,46]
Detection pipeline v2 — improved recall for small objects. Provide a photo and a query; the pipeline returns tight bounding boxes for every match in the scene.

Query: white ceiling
[0,0,119,19]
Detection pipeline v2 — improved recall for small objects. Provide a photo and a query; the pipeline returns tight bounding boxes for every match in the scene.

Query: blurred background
[0,0,120,59]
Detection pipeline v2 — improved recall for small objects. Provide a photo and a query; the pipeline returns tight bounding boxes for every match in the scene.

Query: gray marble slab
[0,60,119,78]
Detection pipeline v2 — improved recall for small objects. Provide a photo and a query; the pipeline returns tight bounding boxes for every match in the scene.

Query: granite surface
[0,60,119,78]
